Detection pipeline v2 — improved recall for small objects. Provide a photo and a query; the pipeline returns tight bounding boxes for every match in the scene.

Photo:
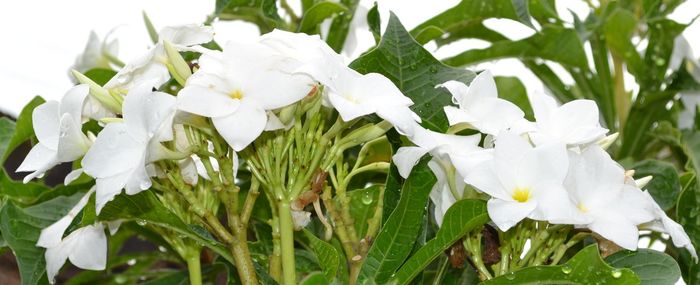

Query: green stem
[185,249,202,285]
[278,202,297,285]
[613,55,628,131]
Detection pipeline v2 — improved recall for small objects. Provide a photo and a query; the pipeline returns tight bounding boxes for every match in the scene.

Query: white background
[1,0,699,117]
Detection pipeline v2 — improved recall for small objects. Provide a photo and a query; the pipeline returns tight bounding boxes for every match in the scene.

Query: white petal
[37,188,95,248]
[178,82,240,118]
[179,158,199,185]
[392,146,428,178]
[450,149,493,179]
[264,111,287,131]
[376,107,422,137]
[33,101,61,149]
[465,71,498,102]
[487,198,537,231]
[467,98,524,135]
[212,101,267,151]
[327,91,375,121]
[82,123,146,178]
[516,142,568,187]
[123,87,177,141]
[437,80,470,106]
[465,160,511,201]
[588,218,640,250]
[56,114,91,162]
[95,171,131,213]
[64,168,83,185]
[529,92,559,124]
[67,225,107,271]
[444,105,476,126]
[17,143,58,183]
[59,85,89,121]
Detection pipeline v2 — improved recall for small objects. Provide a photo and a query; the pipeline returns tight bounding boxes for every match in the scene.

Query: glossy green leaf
[97,191,234,264]
[0,117,16,161]
[302,229,340,283]
[444,26,588,69]
[350,13,475,132]
[357,156,436,283]
[0,193,84,285]
[213,0,283,33]
[602,8,644,80]
[2,96,45,162]
[390,199,488,284]
[343,185,381,237]
[481,244,640,284]
[631,160,681,210]
[298,1,347,33]
[0,169,49,204]
[606,249,681,285]
[84,68,117,86]
[300,271,329,285]
[324,0,359,52]
[366,2,380,44]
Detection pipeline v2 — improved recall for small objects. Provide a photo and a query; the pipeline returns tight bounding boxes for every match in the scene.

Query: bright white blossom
[37,188,107,284]
[17,85,92,183]
[527,92,608,147]
[82,85,177,212]
[428,160,466,226]
[439,70,525,136]
[177,40,315,151]
[70,31,119,75]
[104,24,214,92]
[639,191,697,260]
[564,145,654,250]
[465,131,576,231]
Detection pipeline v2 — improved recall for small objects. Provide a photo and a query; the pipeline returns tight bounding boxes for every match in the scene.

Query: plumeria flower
[465,131,576,231]
[36,188,107,284]
[70,31,119,75]
[17,85,92,183]
[564,145,655,250]
[82,84,177,212]
[104,24,214,93]
[438,70,525,136]
[177,40,315,151]
[527,92,608,147]
[639,191,697,260]
[428,160,466,226]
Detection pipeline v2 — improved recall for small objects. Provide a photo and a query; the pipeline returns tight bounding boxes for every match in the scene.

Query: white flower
[36,188,107,284]
[428,160,465,226]
[465,131,575,231]
[17,85,92,183]
[564,145,655,250]
[70,31,119,75]
[82,85,177,212]
[177,40,315,151]
[104,24,214,92]
[527,92,608,147]
[639,191,697,261]
[439,70,525,136]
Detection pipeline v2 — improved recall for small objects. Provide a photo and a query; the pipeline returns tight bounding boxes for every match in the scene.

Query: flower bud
[164,40,192,86]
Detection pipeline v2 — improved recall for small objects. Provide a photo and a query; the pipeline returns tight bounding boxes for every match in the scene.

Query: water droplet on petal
[561,264,572,274]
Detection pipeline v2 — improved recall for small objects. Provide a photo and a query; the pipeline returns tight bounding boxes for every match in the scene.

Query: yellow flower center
[577,202,589,213]
[229,89,243,100]
[511,187,531,203]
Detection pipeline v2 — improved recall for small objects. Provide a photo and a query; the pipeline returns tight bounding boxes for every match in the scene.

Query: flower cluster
[18,24,418,283]
[395,71,696,259]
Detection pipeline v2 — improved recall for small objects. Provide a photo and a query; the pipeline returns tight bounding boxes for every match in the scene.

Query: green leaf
[382,130,403,224]
[602,8,644,81]
[97,191,234,264]
[494,76,534,121]
[213,0,283,33]
[325,0,359,52]
[0,117,16,161]
[443,25,588,69]
[298,1,347,34]
[606,249,681,285]
[366,2,380,44]
[3,96,45,162]
[409,0,533,44]
[350,13,475,132]
[300,271,329,285]
[302,229,340,283]
[343,185,381,237]
[0,169,49,204]
[631,160,680,210]
[0,193,84,285]
[84,68,117,86]
[481,244,640,284]
[390,199,488,284]
[357,156,436,283]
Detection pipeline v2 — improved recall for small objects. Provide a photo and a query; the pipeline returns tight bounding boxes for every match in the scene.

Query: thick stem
[278,202,297,285]
[185,249,203,285]
[230,235,259,285]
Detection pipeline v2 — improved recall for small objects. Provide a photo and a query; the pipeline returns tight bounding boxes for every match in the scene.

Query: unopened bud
[597,132,619,150]
[71,70,122,113]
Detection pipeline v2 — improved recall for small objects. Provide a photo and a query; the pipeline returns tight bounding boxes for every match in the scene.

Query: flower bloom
[439,70,524,136]
[17,85,92,183]
[82,84,177,212]
[526,92,608,147]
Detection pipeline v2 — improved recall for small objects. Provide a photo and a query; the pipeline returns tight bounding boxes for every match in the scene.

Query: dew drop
[561,264,572,274]
[136,220,147,226]
[611,269,622,278]
[158,246,168,252]
[127,259,137,266]
[361,192,373,205]
[504,272,515,280]
[114,275,127,284]
[655,57,666,66]
[429,66,438,73]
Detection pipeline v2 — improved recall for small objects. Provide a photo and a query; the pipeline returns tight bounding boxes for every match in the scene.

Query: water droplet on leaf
[361,191,373,205]
[611,269,622,278]
[561,265,572,274]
